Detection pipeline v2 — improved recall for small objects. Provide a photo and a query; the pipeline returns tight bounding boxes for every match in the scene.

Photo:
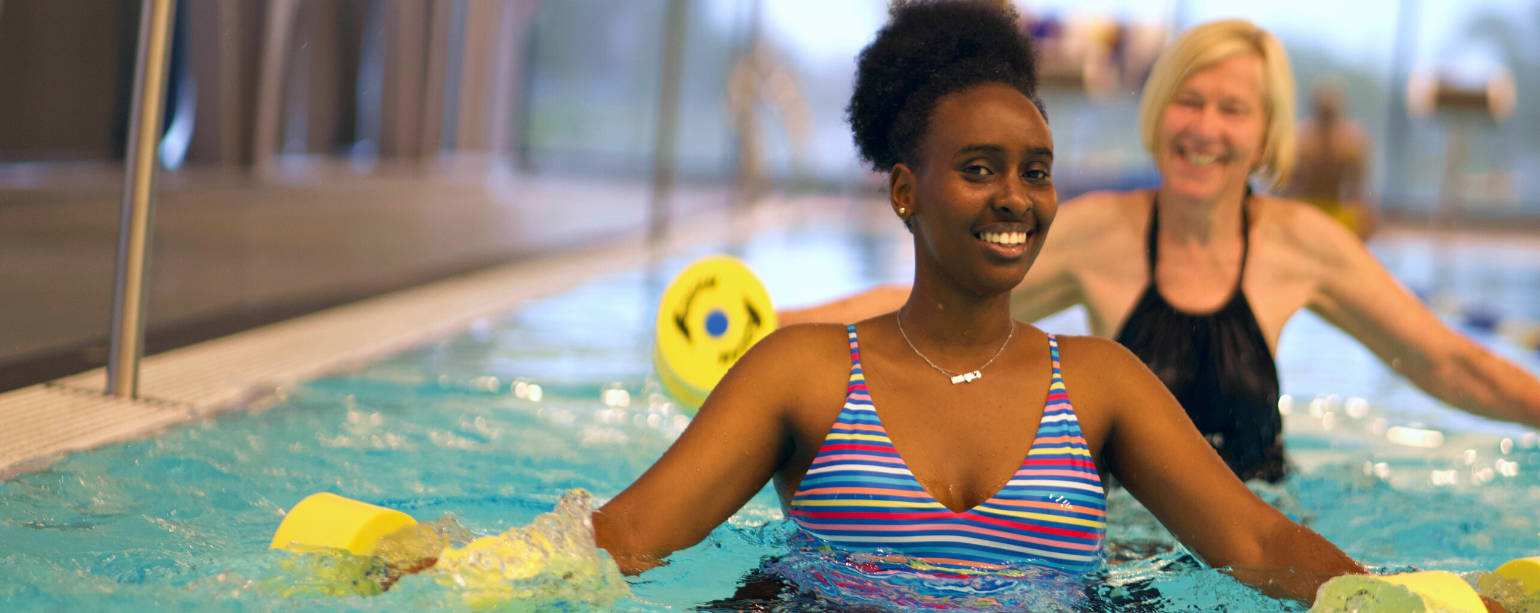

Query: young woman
[590,2,1366,607]
[779,18,1540,483]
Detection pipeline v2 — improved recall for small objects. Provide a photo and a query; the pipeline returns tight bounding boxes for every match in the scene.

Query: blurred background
[1,0,1536,392]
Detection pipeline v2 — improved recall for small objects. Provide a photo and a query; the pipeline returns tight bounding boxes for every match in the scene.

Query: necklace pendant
[949,371,982,384]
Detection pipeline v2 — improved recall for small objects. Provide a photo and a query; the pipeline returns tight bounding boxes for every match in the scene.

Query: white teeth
[1183,151,1219,167]
[980,231,1027,246]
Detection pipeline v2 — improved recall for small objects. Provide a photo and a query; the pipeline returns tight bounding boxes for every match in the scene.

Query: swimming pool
[3,208,1539,612]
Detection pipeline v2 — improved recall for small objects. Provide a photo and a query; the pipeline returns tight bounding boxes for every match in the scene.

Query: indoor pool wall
[3,208,1540,612]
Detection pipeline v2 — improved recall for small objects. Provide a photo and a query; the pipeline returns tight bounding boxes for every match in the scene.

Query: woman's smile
[972,223,1034,260]
[1171,140,1233,170]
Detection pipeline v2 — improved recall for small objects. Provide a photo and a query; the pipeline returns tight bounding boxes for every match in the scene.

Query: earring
[897,207,907,216]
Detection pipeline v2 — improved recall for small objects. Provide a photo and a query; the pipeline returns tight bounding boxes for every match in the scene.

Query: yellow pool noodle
[269,492,418,556]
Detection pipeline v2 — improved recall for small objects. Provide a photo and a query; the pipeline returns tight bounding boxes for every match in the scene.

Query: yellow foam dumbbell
[1495,557,1540,597]
[1311,570,1486,613]
[653,255,776,412]
[269,492,418,556]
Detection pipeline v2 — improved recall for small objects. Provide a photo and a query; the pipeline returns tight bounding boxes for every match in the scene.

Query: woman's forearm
[1412,341,1540,428]
[591,505,666,576]
[1225,520,1365,603]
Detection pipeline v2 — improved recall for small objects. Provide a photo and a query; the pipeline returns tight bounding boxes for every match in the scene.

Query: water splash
[376,514,479,577]
[1465,571,1533,613]
[432,489,630,610]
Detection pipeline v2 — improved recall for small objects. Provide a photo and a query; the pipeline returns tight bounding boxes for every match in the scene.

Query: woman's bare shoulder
[1059,189,1150,220]
[747,323,853,369]
[1042,334,1162,440]
[1051,334,1145,379]
[1051,189,1150,245]
[1251,193,1364,266]
[707,323,853,418]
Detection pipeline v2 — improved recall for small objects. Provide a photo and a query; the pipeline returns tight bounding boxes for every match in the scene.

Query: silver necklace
[895,311,1015,384]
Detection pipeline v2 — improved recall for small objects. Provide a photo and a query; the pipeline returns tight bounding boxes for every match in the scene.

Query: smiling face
[1156,53,1269,202]
[892,83,1057,297]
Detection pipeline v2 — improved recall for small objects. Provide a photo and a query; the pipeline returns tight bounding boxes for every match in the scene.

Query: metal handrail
[107,0,178,399]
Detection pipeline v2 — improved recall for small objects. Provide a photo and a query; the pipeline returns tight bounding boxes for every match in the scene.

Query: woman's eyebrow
[1023,146,1053,160]
[954,144,1004,157]
[954,145,1052,159]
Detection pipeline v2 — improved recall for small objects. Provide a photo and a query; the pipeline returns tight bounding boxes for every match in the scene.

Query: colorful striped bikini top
[787,324,1107,577]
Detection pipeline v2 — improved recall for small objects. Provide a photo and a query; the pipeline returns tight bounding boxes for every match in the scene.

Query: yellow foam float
[1496,556,1540,596]
[653,255,776,412]
[269,492,418,556]
[1311,570,1485,613]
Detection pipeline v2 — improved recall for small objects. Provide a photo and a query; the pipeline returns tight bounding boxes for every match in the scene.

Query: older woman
[781,19,1540,482]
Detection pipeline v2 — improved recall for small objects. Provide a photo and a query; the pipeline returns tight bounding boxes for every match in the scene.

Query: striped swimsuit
[772,325,1106,606]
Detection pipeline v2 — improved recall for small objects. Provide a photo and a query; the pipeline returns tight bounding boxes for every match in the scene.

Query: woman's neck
[1155,182,1249,244]
[899,263,1016,357]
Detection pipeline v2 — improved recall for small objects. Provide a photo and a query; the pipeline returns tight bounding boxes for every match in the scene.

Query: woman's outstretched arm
[1059,336,1364,603]
[591,324,847,574]
[777,284,912,326]
[1299,206,1540,428]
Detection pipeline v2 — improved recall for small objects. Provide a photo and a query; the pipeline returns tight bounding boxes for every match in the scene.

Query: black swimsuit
[1114,194,1287,482]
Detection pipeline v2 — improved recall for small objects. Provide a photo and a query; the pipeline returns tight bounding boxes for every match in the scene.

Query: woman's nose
[994,175,1032,217]
[1188,104,1224,140]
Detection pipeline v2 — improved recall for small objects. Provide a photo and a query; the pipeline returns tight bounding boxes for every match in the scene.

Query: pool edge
[0,197,827,481]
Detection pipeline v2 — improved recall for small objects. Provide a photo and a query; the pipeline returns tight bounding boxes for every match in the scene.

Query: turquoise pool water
[4,213,1540,612]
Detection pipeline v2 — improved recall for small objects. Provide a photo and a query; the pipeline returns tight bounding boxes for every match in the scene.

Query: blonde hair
[1137,19,1297,187]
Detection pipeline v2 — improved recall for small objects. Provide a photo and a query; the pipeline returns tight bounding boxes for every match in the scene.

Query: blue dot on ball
[705,310,729,337]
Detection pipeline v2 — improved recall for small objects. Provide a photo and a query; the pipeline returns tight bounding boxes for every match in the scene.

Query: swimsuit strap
[1047,333,1063,378]
[1146,186,1253,289]
[846,323,862,367]
[1238,185,1253,271]
[1144,199,1160,276]
[845,323,865,384]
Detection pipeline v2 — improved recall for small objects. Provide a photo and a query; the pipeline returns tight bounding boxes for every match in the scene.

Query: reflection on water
[1,213,1539,611]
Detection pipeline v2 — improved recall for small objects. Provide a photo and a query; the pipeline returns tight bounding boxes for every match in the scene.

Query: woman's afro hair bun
[847,0,1042,172]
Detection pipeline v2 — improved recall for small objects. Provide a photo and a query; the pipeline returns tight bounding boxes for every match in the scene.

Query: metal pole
[108,0,178,399]
[253,0,297,175]
[1383,0,1421,216]
[648,0,689,242]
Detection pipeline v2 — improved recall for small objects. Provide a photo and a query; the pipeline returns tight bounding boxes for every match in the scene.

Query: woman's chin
[1161,175,1232,202]
[973,268,1030,297]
